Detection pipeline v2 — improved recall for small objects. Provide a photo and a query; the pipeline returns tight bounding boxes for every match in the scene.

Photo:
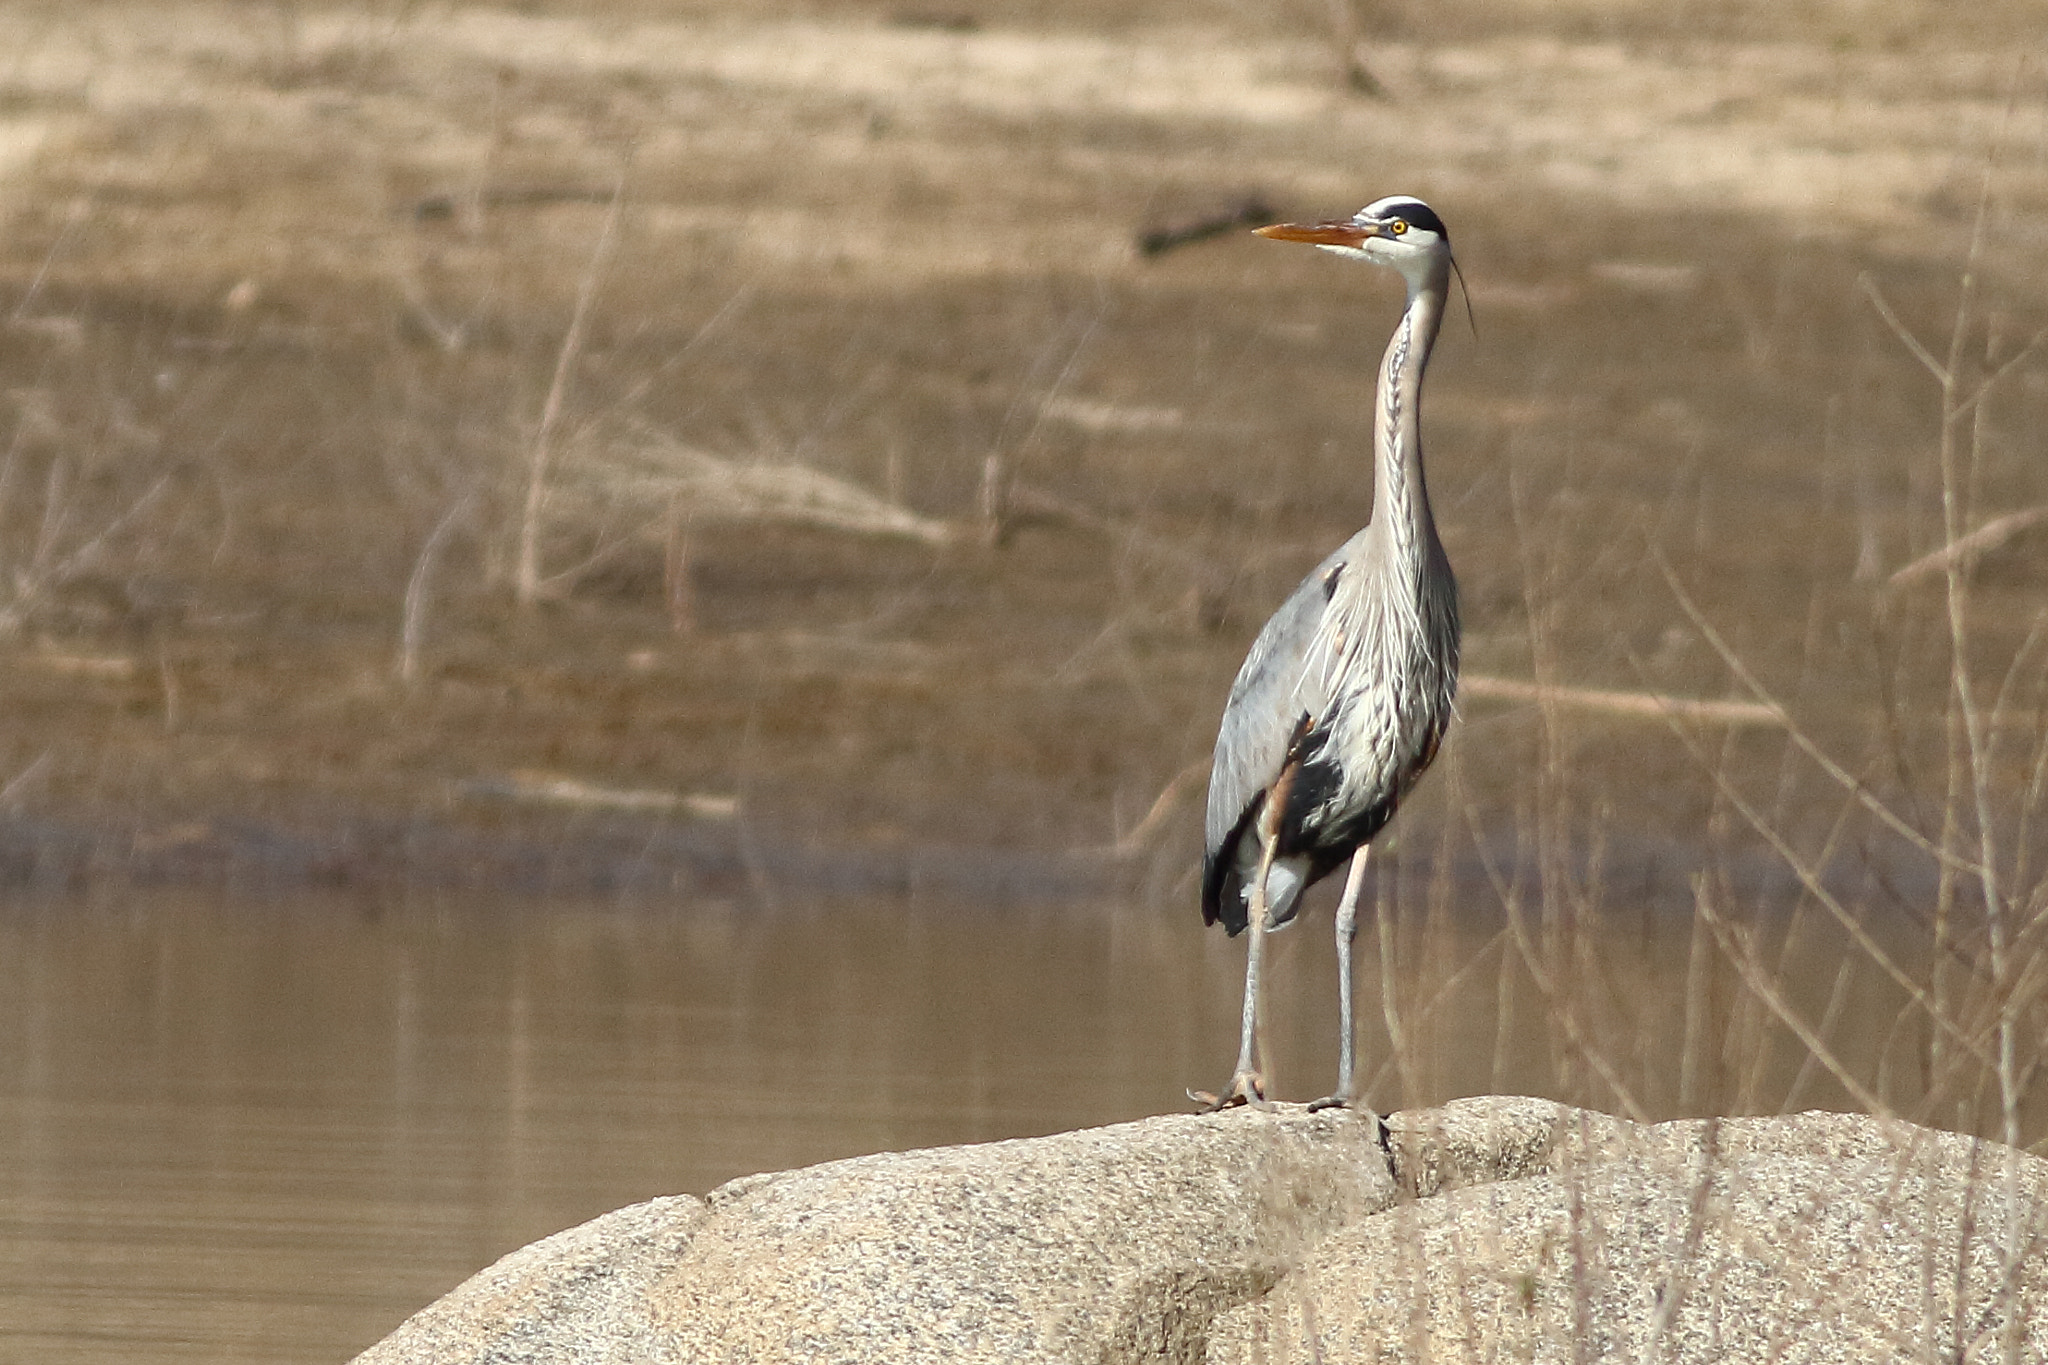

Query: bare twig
[1655,552,1985,880]
[1886,505,2048,590]
[564,283,758,453]
[1461,800,1649,1121]
[397,491,476,684]
[1858,274,1946,385]
[1134,196,1274,258]
[0,750,52,808]
[1460,673,1782,727]
[1650,677,1993,1070]
[11,196,92,324]
[1091,758,1208,860]
[1694,880,1892,1116]
[456,770,738,817]
[516,147,633,607]
[1635,1117,1720,1365]
[585,434,955,545]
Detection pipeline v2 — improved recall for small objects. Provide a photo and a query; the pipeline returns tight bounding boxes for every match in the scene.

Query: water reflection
[0,890,1234,1360]
[0,884,1979,1361]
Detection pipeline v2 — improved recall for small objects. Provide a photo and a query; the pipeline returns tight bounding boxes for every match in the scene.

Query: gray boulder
[357,1106,1395,1364]
[1219,1102,2048,1363]
[354,1097,2048,1364]
[354,1195,709,1365]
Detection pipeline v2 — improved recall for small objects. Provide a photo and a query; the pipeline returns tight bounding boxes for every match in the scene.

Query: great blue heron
[1194,195,1461,1114]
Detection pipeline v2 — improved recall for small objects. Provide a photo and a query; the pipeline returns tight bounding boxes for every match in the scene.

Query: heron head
[1255,195,1451,288]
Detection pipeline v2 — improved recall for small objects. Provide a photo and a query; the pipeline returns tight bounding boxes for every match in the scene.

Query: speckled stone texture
[1214,1102,2048,1364]
[352,1098,2048,1364]
[355,1106,1397,1363]
[353,1195,710,1365]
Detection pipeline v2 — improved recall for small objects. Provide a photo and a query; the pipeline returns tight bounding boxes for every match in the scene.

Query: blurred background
[0,0,2045,1358]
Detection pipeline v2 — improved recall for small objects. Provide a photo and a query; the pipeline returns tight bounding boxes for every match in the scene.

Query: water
[0,889,1248,1361]
[0,877,1986,1362]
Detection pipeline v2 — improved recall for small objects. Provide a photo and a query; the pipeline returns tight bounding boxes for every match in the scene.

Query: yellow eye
[1388,219,1408,235]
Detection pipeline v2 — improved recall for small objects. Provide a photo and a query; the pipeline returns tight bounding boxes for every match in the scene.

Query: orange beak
[1254,220,1382,247]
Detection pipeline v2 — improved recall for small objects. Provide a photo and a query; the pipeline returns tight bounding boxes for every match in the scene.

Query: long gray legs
[1309,846,1370,1112]
[1191,828,1281,1111]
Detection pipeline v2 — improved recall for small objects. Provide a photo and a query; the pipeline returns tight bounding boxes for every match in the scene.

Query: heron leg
[1191,830,1281,1112]
[1309,846,1373,1115]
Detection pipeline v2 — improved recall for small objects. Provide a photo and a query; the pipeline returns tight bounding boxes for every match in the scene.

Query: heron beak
[1254,220,1382,247]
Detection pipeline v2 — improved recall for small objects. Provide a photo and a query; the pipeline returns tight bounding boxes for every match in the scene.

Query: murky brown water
[1,5,2045,1362]
[0,869,1999,1363]
[0,887,1237,1362]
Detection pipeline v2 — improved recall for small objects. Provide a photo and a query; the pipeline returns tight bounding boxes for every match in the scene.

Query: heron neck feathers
[1368,265,1447,577]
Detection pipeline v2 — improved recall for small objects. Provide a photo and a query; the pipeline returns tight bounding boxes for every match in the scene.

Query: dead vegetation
[0,3,2047,1357]
[0,1,2044,1097]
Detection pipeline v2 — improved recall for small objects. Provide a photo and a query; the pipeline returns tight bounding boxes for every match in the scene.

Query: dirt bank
[0,1,2042,904]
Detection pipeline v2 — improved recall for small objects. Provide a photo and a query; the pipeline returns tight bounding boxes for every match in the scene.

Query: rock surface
[1220,1105,2048,1363]
[354,1098,2048,1364]
[353,1196,709,1365]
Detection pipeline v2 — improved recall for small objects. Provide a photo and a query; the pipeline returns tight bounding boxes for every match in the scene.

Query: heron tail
[1205,855,1308,936]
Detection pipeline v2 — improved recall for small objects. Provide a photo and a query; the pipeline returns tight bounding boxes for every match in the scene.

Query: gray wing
[1203,539,1356,861]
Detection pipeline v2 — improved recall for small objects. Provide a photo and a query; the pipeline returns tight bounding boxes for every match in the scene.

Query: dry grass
[0,0,2042,1118]
[0,3,2046,1356]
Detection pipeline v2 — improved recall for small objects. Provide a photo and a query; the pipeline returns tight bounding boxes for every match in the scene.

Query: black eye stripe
[1371,199,1447,240]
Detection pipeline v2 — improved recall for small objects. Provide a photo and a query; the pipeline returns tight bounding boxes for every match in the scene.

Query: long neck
[1369,263,1448,570]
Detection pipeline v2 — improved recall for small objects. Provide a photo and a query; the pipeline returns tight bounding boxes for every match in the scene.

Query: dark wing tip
[1201,827,1253,936]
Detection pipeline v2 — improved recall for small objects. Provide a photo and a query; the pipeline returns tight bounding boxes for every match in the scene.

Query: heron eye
[1388,219,1408,235]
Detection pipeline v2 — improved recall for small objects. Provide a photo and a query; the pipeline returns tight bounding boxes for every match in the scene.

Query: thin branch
[0,750,52,807]
[1886,506,2048,591]
[1460,800,1650,1121]
[1858,274,1947,385]
[1655,551,1986,880]
[516,147,633,607]
[1654,685,1994,1070]
[397,490,476,684]
[1949,323,2048,428]
[1460,673,1782,727]
[11,195,92,324]
[1694,881,1893,1116]
[564,282,759,451]
[1090,757,1208,861]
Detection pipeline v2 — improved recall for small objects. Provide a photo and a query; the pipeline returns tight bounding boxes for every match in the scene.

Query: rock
[356,1107,1397,1363]
[353,1097,2048,1364]
[353,1196,709,1365]
[1213,1100,2048,1364]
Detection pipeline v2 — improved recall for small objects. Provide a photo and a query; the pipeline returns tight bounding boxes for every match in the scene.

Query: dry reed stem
[397,490,474,684]
[1656,551,1987,881]
[583,436,954,546]
[1886,505,2048,590]
[1360,923,1510,1105]
[1459,673,1782,727]
[1461,799,1649,1121]
[980,307,1107,546]
[0,469,175,635]
[1931,137,2027,1350]
[1693,878,1891,1116]
[0,751,52,808]
[1091,757,1207,860]
[1653,669,1994,1071]
[563,284,758,454]
[515,149,632,607]
[458,770,738,817]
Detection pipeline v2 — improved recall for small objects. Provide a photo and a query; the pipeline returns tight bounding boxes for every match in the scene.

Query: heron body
[1195,195,1461,1114]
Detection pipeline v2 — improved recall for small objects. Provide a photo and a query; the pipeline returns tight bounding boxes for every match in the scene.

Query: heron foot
[1306,1096,1392,1150]
[1189,1071,1270,1112]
